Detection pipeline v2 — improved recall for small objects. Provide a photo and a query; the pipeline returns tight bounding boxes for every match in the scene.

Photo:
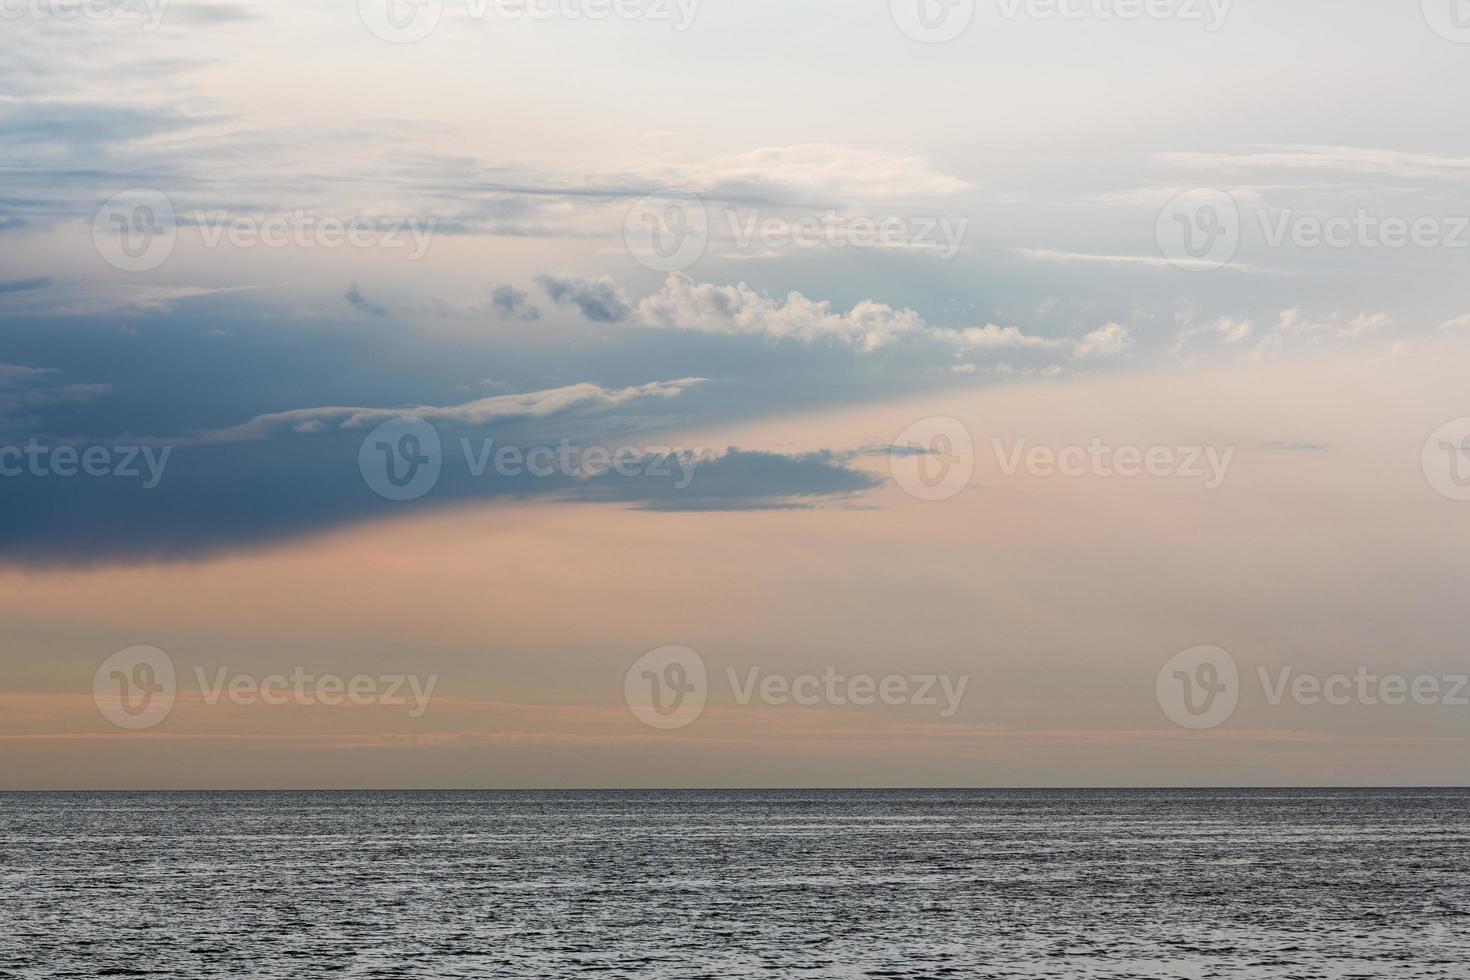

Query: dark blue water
[1,789,1466,978]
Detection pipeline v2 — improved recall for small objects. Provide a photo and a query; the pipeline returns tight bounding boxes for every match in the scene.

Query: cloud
[536,273,632,323]
[344,283,388,317]
[1438,314,1470,332]
[44,285,255,317]
[1250,309,1392,361]
[1174,316,1253,355]
[1075,323,1134,359]
[635,273,925,352]
[172,378,707,446]
[491,285,540,322]
[0,276,53,294]
[951,323,1066,351]
[580,448,883,511]
[1276,309,1389,340]
[1013,247,1285,277]
[1155,145,1470,181]
[667,144,971,202]
[0,100,212,149]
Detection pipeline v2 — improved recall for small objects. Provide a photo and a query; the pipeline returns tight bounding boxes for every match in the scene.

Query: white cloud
[1075,323,1134,359]
[174,379,706,446]
[1174,316,1253,355]
[658,144,970,201]
[1437,314,1470,332]
[635,275,1106,363]
[1155,145,1470,181]
[636,273,926,352]
[1276,308,1390,340]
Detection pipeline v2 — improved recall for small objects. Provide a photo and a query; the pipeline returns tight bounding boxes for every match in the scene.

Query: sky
[2,0,1469,788]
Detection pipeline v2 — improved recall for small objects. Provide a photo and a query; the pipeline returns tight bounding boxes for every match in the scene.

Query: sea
[1,789,1466,978]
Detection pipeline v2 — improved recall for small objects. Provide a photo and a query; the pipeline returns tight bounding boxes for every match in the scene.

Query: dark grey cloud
[536,273,632,323]
[492,285,540,322]
[344,283,388,317]
[586,449,881,511]
[0,277,53,294]
[0,101,210,148]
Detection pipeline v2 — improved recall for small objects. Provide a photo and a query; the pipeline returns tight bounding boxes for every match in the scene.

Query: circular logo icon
[1423,417,1470,501]
[1156,645,1239,730]
[890,0,975,42]
[92,189,176,273]
[93,646,176,730]
[1155,189,1240,271]
[889,416,975,501]
[623,191,709,272]
[624,645,707,730]
[359,416,442,501]
[1423,0,1470,43]
[358,0,443,43]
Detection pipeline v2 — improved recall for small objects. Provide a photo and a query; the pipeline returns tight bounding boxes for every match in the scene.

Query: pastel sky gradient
[2,0,1468,787]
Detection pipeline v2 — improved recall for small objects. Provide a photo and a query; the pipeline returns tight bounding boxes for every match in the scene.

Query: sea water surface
[1,789,1467,978]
